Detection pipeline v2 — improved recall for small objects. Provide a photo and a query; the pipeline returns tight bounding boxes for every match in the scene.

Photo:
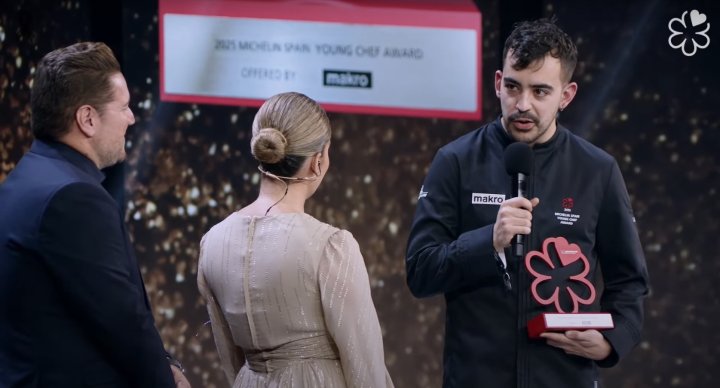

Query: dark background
[1,0,718,386]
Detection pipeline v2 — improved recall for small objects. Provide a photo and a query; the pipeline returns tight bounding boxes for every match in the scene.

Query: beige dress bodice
[198,212,394,388]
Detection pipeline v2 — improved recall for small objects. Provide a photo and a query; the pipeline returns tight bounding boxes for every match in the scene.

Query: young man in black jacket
[406,19,649,388]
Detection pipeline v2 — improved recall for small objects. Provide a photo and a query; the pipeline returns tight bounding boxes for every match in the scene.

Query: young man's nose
[515,93,531,112]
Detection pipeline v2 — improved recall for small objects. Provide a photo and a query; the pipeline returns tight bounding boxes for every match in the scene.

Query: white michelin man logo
[668,10,710,56]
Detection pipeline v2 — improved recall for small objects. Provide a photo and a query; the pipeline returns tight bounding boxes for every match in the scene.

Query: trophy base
[528,313,614,338]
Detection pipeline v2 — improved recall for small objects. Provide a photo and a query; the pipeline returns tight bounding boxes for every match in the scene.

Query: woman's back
[199,212,393,388]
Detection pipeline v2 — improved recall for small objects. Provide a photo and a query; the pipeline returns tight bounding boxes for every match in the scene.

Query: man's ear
[75,105,97,137]
[560,82,578,111]
[494,70,503,98]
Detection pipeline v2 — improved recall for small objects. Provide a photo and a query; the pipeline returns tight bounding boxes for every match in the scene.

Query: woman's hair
[251,92,331,177]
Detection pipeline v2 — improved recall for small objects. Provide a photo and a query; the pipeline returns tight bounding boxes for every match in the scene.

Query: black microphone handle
[513,173,527,257]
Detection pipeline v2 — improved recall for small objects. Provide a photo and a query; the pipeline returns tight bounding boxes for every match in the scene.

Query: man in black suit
[0,42,190,387]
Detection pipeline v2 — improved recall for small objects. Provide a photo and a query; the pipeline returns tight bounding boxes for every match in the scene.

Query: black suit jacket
[0,140,175,387]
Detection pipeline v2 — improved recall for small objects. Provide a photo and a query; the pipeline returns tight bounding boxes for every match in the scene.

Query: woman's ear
[311,152,322,177]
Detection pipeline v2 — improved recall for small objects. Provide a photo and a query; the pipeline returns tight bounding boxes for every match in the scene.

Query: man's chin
[509,128,536,143]
[100,154,126,169]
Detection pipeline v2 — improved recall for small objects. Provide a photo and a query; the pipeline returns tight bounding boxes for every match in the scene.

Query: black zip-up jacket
[406,118,649,388]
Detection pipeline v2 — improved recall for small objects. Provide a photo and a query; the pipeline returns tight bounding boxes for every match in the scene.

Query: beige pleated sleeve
[319,230,395,388]
[197,238,244,386]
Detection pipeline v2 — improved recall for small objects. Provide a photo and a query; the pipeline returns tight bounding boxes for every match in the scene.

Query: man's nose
[515,92,531,112]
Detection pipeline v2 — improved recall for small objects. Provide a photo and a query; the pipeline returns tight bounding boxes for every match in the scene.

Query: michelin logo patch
[471,193,505,205]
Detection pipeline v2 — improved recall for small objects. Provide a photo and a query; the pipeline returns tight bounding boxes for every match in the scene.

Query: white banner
[162,13,479,116]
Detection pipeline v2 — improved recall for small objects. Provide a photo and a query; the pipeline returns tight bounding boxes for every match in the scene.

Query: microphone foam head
[504,142,533,175]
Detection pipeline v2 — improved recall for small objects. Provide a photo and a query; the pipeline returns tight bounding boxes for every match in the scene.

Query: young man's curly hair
[503,18,578,83]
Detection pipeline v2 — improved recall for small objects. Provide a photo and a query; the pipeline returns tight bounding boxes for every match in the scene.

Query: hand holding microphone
[493,143,539,256]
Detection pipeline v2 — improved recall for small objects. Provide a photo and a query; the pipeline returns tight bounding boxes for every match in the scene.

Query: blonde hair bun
[251,127,287,164]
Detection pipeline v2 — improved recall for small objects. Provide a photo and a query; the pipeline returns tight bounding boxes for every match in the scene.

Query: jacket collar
[490,116,514,147]
[29,139,105,183]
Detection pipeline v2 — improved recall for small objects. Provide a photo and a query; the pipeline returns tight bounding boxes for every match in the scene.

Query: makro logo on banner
[323,69,373,88]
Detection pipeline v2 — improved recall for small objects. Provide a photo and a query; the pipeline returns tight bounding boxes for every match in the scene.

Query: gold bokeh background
[1,1,718,387]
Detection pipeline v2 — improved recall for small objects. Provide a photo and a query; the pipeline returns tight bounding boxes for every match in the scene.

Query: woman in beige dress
[197,92,394,388]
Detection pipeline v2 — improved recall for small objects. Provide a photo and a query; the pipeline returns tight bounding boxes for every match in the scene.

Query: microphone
[503,142,534,257]
[258,166,319,182]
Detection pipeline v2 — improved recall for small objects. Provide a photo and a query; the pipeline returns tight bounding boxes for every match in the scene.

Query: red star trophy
[525,237,614,338]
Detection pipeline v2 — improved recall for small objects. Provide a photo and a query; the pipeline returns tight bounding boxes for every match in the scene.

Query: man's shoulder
[439,120,500,156]
[7,154,101,200]
[563,127,616,166]
[14,146,92,181]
